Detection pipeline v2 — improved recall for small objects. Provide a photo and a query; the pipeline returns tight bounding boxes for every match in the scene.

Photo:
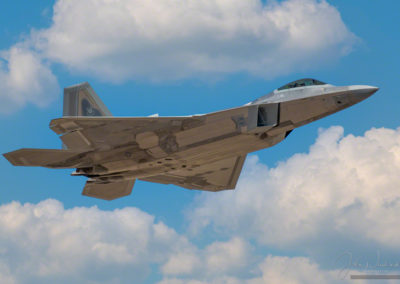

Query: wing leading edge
[50,116,205,150]
[140,155,247,191]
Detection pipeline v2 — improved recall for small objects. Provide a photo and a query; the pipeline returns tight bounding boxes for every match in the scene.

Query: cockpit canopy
[277,78,326,91]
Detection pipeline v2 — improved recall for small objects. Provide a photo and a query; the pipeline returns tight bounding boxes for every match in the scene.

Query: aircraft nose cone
[362,86,379,94]
[348,85,379,101]
[344,85,379,105]
[350,85,379,96]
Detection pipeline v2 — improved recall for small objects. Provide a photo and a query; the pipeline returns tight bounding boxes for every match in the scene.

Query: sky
[0,0,400,283]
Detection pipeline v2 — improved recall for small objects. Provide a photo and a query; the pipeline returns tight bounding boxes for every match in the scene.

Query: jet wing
[3,148,88,168]
[50,116,205,149]
[140,155,246,191]
[82,179,135,201]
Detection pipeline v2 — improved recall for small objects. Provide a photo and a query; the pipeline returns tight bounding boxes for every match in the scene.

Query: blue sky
[1,0,400,283]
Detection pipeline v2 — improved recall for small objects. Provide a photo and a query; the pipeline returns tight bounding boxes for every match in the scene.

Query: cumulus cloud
[0,263,16,284]
[0,196,385,283]
[0,199,349,284]
[0,47,59,114]
[161,237,252,277]
[188,126,400,251]
[0,0,356,113]
[0,199,194,284]
[247,256,343,284]
[32,0,355,81]
[159,255,353,284]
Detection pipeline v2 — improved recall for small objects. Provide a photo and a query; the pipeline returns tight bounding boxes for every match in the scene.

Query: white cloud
[247,256,342,284]
[0,263,16,284]
[0,199,322,284]
[159,255,352,284]
[0,199,194,284]
[1,199,352,283]
[33,0,355,81]
[188,126,400,250]
[161,237,251,276]
[161,250,201,276]
[0,0,356,113]
[0,47,59,114]
[204,237,251,274]
[161,253,400,284]
[158,277,242,284]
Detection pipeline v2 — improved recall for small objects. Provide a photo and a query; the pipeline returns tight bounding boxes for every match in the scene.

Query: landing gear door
[247,103,279,133]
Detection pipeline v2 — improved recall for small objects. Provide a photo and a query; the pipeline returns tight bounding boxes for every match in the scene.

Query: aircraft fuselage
[4,79,379,200]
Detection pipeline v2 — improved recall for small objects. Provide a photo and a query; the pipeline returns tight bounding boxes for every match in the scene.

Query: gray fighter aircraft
[3,79,378,200]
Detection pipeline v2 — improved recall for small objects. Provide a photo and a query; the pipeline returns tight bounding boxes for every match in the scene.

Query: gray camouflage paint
[3,80,378,200]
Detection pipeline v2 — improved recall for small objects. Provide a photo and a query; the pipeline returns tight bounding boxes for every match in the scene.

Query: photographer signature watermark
[336,251,400,280]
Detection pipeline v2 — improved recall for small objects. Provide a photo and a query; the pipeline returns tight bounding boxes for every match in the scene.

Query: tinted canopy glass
[277,78,326,91]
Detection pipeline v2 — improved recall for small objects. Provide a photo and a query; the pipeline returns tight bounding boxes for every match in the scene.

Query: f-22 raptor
[4,79,378,200]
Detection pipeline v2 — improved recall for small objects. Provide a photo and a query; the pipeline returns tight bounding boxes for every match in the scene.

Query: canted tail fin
[63,82,112,117]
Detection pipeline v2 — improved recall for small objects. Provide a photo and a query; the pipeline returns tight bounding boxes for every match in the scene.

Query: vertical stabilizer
[63,82,112,117]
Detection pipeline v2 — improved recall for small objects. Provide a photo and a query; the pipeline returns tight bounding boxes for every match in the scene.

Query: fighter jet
[3,79,378,200]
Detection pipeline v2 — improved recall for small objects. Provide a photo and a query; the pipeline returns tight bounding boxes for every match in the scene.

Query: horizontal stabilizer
[3,148,85,168]
[82,179,135,201]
